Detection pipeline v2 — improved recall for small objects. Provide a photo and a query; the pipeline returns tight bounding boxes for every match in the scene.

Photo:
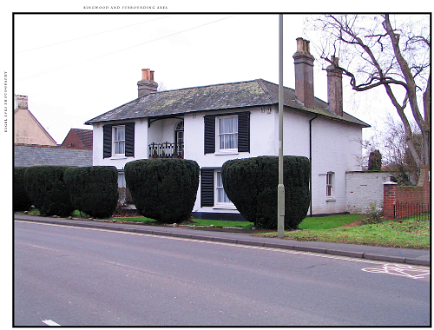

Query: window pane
[217,172,223,187]
[113,126,125,155]
[218,117,238,150]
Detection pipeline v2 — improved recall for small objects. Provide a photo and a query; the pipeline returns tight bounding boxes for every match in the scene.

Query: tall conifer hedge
[14,167,32,212]
[124,158,199,223]
[221,156,310,230]
[23,166,75,217]
[64,166,119,218]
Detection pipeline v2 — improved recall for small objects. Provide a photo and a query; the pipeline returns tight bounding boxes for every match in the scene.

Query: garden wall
[345,171,392,214]
[383,165,431,219]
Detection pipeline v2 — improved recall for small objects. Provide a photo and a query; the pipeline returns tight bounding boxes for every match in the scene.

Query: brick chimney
[293,38,315,109]
[137,68,158,97]
[326,56,344,116]
[15,95,28,109]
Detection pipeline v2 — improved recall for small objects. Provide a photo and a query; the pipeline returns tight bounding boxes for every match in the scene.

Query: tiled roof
[72,128,93,149]
[85,79,369,127]
[14,144,93,167]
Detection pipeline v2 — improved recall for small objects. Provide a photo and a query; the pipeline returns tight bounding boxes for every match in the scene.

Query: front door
[175,121,184,157]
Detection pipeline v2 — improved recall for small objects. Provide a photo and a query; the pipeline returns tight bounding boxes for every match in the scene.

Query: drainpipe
[309,114,318,217]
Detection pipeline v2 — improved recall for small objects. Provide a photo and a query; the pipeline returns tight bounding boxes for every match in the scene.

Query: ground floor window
[326,172,334,197]
[216,171,231,204]
[200,168,233,208]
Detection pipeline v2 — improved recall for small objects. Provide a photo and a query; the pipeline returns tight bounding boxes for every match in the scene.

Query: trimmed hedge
[124,158,199,223]
[14,167,33,212]
[23,166,75,217]
[221,156,310,230]
[64,166,119,218]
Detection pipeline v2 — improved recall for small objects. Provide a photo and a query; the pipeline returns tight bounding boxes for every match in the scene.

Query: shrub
[23,166,75,217]
[368,149,382,171]
[362,202,384,224]
[14,167,33,212]
[221,156,310,230]
[64,166,119,218]
[124,158,199,223]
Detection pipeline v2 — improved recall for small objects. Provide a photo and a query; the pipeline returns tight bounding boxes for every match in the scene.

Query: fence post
[383,181,397,220]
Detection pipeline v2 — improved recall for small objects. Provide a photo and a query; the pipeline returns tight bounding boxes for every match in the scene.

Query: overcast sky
[4,2,431,145]
[11,13,314,143]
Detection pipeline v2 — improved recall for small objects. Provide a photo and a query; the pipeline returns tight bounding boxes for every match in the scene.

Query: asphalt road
[14,220,430,326]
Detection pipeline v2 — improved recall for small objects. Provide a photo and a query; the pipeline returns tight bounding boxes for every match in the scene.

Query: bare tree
[307,14,430,173]
[369,115,421,184]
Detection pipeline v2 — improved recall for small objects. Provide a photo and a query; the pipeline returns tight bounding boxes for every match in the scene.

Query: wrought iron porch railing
[148,142,184,159]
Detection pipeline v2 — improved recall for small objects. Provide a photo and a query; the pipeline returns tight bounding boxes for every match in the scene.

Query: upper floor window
[204,111,250,154]
[103,122,134,159]
[218,116,238,151]
[113,125,125,155]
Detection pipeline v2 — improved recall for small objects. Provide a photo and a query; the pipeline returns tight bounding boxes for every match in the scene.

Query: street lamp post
[277,14,285,238]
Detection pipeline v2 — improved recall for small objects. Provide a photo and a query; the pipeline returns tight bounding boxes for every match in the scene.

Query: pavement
[14,213,431,267]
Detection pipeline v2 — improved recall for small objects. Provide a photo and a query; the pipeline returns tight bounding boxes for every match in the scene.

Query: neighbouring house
[85,38,370,220]
[14,95,57,146]
[60,128,93,149]
[14,95,93,168]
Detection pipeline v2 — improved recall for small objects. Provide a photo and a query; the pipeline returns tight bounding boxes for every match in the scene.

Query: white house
[85,38,370,220]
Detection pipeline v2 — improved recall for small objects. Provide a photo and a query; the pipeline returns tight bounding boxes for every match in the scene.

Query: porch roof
[85,79,369,127]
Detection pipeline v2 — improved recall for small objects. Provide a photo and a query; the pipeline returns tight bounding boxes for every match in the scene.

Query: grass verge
[114,216,255,230]
[257,216,430,249]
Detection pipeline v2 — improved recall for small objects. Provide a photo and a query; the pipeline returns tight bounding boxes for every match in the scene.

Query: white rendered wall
[346,171,391,213]
[310,117,363,214]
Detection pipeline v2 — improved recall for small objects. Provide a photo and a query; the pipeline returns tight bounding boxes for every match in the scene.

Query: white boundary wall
[346,171,392,214]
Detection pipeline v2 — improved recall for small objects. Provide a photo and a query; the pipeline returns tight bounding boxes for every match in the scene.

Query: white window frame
[326,172,334,197]
[112,125,126,156]
[216,115,238,153]
[214,171,236,209]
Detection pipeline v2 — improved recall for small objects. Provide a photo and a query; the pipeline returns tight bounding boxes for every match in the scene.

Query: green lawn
[258,215,430,249]
[298,214,362,230]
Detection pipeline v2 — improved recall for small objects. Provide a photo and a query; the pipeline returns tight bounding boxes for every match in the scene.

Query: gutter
[309,114,319,217]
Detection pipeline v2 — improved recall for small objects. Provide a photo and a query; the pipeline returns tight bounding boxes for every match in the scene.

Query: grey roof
[14,144,93,167]
[85,79,369,127]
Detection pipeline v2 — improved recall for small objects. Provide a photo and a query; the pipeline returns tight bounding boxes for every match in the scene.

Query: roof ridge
[155,79,263,94]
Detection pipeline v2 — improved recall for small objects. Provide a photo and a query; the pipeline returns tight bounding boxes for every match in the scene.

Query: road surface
[14,220,430,326]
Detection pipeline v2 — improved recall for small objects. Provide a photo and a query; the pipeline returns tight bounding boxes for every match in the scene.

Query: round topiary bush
[23,166,75,217]
[124,158,200,223]
[221,156,310,230]
[14,167,33,212]
[64,166,119,218]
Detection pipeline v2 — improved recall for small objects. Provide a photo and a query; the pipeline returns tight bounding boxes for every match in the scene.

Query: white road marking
[362,263,430,280]
[42,319,61,326]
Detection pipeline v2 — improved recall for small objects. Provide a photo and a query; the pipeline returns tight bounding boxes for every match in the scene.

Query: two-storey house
[85,38,370,220]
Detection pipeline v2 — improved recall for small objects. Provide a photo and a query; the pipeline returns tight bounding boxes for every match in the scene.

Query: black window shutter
[238,112,250,153]
[204,115,216,154]
[103,124,112,158]
[201,169,214,207]
[125,122,135,157]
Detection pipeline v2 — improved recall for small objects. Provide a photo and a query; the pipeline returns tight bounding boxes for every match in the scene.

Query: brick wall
[383,165,431,219]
